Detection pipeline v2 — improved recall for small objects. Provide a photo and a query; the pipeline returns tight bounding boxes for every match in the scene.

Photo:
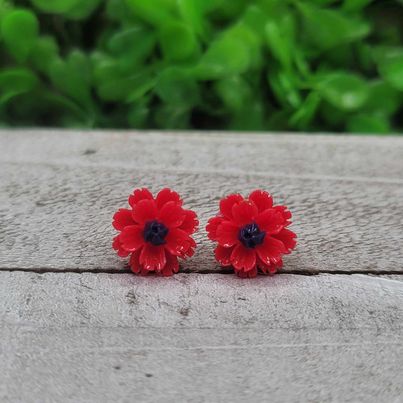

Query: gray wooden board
[0,272,402,403]
[2,130,403,181]
[1,130,403,273]
[1,130,403,402]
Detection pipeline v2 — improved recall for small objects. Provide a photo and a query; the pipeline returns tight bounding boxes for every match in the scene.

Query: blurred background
[0,0,403,133]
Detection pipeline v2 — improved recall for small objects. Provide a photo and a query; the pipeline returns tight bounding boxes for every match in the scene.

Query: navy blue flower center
[143,220,169,246]
[238,223,265,249]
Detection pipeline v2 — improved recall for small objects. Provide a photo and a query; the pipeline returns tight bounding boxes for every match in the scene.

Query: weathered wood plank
[1,130,403,272]
[2,130,403,181]
[0,272,402,403]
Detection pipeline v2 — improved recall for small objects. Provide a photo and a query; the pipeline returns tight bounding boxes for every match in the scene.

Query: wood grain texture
[0,272,402,403]
[2,130,403,181]
[1,130,402,273]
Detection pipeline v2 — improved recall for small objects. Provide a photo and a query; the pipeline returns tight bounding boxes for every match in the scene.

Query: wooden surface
[1,273,402,403]
[0,130,402,402]
[1,130,403,274]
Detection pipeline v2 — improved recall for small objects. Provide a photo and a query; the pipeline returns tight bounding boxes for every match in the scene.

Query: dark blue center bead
[238,223,265,249]
[143,220,169,246]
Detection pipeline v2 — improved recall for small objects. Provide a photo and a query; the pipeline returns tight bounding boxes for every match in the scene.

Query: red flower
[206,190,296,278]
[112,188,198,276]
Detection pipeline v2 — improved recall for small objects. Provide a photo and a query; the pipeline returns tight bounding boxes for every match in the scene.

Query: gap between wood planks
[0,267,402,276]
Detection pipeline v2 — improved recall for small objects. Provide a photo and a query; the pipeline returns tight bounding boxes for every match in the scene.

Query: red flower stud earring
[206,190,296,278]
[113,188,198,276]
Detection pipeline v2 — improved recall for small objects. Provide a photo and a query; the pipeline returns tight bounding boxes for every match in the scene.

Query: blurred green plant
[0,0,403,133]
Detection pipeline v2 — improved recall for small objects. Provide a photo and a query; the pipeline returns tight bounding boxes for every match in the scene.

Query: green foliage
[0,0,403,133]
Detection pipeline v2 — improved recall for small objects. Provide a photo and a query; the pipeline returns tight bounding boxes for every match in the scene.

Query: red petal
[128,188,153,208]
[248,190,273,212]
[158,201,185,228]
[139,243,166,272]
[130,249,153,275]
[216,221,239,247]
[165,228,192,256]
[185,247,195,258]
[179,209,198,234]
[129,249,142,274]
[112,235,130,257]
[257,256,282,275]
[219,194,244,219]
[273,205,292,224]
[230,244,256,272]
[139,268,151,276]
[235,267,258,278]
[119,225,145,251]
[214,245,233,266]
[232,200,258,226]
[112,209,135,231]
[160,252,179,276]
[256,236,286,266]
[255,209,284,234]
[185,237,197,257]
[206,216,224,241]
[132,199,157,224]
[155,188,182,209]
[273,228,297,253]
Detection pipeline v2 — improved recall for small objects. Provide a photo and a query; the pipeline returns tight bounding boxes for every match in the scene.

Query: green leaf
[343,0,373,12]
[230,99,265,131]
[41,91,91,124]
[0,0,11,21]
[211,0,246,20]
[30,36,59,74]
[0,0,400,132]
[195,24,260,79]
[364,80,402,116]
[107,27,156,72]
[195,38,249,79]
[265,17,295,69]
[320,102,345,128]
[126,76,155,103]
[4,89,91,126]
[128,102,149,128]
[310,0,339,5]
[155,68,199,106]
[215,76,251,111]
[97,69,152,102]
[316,72,369,111]
[0,68,38,105]
[298,3,370,50]
[177,0,206,39]
[93,54,143,102]
[159,22,199,61]
[289,92,321,130]
[107,26,154,57]
[242,5,268,37]
[375,47,403,91]
[49,51,93,109]
[346,114,390,134]
[1,9,39,62]
[154,104,190,129]
[29,0,80,13]
[268,68,302,108]
[356,43,374,73]
[125,0,175,27]
[65,0,102,20]
[105,0,135,23]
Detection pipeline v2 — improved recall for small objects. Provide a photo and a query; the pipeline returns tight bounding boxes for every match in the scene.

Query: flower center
[238,223,265,249]
[143,220,169,246]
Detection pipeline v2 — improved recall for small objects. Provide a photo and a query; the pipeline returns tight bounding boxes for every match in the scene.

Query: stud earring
[206,190,296,278]
[113,188,198,276]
